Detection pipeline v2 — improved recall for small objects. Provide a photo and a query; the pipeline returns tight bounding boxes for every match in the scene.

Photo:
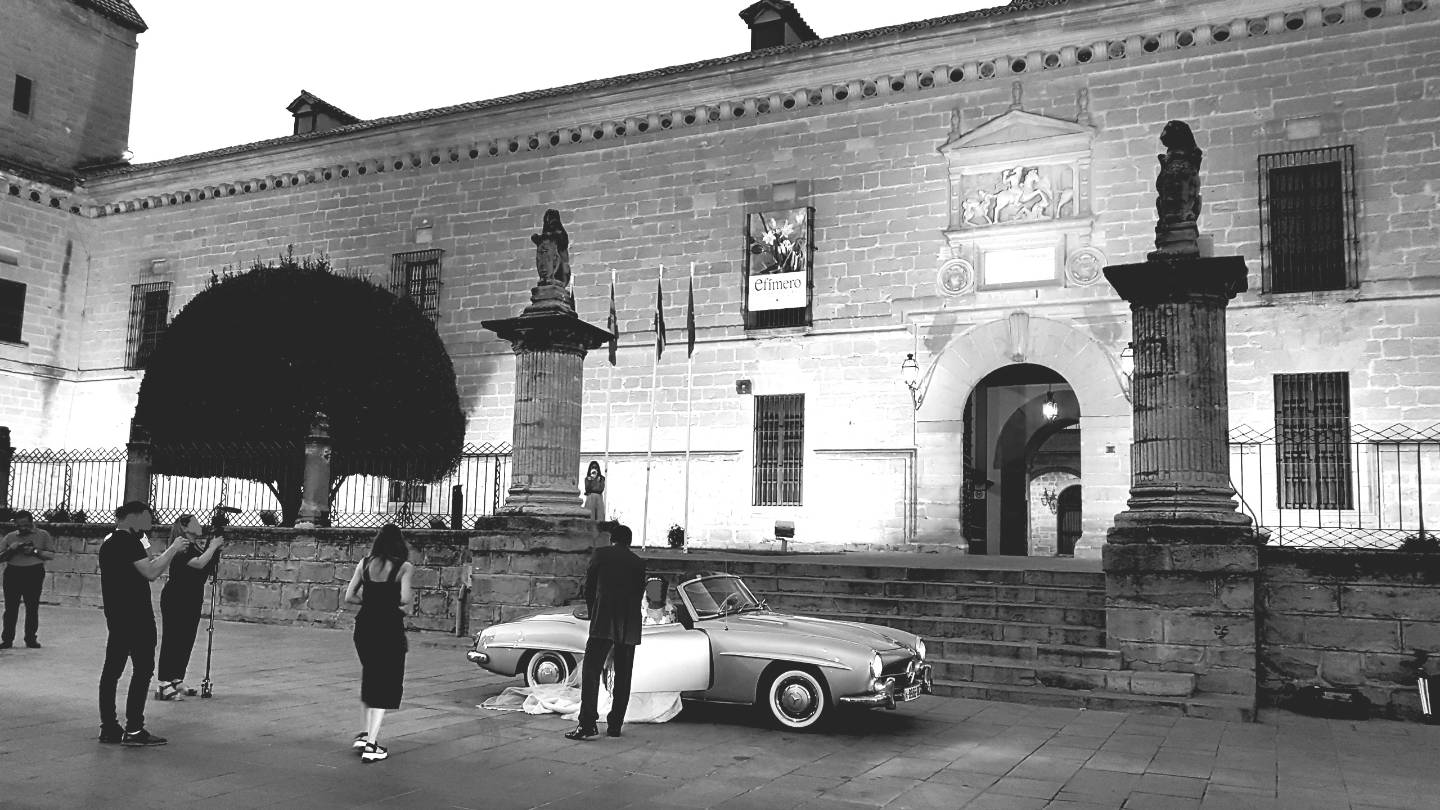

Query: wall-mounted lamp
[1042,386,1059,421]
[1120,343,1135,398]
[901,352,922,410]
[1041,485,1059,514]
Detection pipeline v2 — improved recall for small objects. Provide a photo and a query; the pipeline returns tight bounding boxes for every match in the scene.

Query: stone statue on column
[527,209,576,316]
[1148,120,1204,261]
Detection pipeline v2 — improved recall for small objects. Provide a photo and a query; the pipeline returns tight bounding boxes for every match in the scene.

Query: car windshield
[681,576,762,618]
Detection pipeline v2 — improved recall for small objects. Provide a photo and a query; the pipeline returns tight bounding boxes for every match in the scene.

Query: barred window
[0,277,24,343]
[390,249,443,324]
[387,481,427,504]
[1258,146,1358,293]
[1274,372,1353,509]
[126,281,171,369]
[753,394,804,506]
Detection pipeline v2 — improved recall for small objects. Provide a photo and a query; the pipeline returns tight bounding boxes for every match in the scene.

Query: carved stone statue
[531,209,572,288]
[1149,120,1204,260]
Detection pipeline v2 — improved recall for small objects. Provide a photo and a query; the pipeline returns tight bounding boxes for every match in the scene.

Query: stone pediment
[941,109,1094,153]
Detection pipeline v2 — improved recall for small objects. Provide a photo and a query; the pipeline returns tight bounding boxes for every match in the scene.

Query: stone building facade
[2,0,1437,556]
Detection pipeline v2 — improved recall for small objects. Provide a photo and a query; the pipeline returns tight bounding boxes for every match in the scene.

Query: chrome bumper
[466,650,489,666]
[838,664,933,709]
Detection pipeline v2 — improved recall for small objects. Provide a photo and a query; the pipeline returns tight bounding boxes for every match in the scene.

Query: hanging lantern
[1043,387,1059,421]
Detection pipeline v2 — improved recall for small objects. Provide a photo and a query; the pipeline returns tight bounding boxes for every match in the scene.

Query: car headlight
[869,653,883,679]
[915,638,926,661]
[477,630,494,648]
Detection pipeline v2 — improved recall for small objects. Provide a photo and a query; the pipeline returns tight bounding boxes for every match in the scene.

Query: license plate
[901,684,921,702]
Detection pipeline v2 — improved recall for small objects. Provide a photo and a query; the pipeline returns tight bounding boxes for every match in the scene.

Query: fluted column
[1105,261,1253,542]
[298,412,332,526]
[503,342,589,514]
[123,419,152,506]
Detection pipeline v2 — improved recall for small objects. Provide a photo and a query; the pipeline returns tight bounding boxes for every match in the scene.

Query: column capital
[481,311,612,357]
[1104,255,1248,307]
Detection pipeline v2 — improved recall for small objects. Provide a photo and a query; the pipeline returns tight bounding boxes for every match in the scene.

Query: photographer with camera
[1,510,54,649]
[155,514,223,701]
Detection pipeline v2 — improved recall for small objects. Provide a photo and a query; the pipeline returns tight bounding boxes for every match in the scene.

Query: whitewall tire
[765,668,828,730]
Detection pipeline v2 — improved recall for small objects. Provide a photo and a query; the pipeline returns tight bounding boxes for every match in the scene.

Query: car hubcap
[534,658,563,684]
[778,680,816,719]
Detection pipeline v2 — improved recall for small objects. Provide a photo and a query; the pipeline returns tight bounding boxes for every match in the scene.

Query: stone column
[1102,121,1259,716]
[298,412,332,527]
[481,211,611,516]
[123,420,152,505]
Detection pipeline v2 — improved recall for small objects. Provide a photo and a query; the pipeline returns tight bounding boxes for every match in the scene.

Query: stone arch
[911,313,1129,558]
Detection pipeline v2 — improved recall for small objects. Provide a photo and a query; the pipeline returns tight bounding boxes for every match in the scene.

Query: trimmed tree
[134,250,465,525]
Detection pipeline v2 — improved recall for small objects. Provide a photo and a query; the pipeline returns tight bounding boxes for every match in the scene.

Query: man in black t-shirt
[97,501,186,746]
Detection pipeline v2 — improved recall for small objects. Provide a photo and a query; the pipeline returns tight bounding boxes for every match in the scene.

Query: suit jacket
[584,544,646,645]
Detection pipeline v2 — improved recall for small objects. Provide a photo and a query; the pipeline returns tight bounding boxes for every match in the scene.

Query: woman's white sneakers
[360,742,388,763]
[352,732,369,751]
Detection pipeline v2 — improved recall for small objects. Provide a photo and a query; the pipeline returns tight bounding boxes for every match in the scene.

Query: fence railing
[1230,424,1439,549]
[5,441,512,529]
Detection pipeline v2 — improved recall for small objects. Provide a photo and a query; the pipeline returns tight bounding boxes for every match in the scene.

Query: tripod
[199,505,240,699]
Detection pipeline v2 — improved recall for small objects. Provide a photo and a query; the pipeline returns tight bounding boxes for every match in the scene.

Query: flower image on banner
[747,208,809,275]
[746,207,811,312]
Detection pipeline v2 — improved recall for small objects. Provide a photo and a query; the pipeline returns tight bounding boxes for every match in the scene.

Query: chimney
[739,1,819,51]
[286,90,361,136]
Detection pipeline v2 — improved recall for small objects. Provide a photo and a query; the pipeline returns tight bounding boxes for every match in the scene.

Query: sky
[126,0,998,164]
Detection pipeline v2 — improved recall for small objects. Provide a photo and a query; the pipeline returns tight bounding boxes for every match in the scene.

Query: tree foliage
[134,249,465,523]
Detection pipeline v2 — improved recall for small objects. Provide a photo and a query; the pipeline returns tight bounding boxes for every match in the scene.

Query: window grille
[1258,146,1358,293]
[753,394,804,506]
[126,281,171,369]
[387,481,427,504]
[0,278,25,343]
[1274,372,1353,509]
[390,249,443,323]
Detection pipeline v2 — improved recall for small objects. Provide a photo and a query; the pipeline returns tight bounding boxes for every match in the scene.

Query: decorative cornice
[1,167,86,216]
[84,0,1432,219]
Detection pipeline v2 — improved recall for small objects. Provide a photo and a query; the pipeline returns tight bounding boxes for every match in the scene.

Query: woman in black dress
[155,514,223,700]
[343,524,413,763]
[582,461,606,522]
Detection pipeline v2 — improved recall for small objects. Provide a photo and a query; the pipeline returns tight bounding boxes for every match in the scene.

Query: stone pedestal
[468,515,604,625]
[1103,254,1259,707]
[482,307,611,516]
[123,420,152,505]
[298,413,332,527]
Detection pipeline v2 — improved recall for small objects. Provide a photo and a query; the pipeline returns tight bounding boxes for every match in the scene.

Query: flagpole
[682,262,695,553]
[641,264,663,549]
[603,269,615,476]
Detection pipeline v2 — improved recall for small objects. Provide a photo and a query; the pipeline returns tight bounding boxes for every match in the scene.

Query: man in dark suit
[565,522,646,741]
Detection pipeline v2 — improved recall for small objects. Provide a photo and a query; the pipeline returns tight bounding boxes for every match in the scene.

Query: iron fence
[6,446,126,522]
[330,442,512,529]
[1230,424,1439,549]
[5,441,511,529]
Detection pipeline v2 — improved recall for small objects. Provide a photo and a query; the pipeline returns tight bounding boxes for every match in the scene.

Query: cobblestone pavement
[2,607,1437,809]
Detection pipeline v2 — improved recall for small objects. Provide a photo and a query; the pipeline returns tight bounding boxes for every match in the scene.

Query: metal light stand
[199,505,240,699]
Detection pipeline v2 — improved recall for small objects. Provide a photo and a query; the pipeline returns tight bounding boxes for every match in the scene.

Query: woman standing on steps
[344,524,413,763]
[155,514,223,700]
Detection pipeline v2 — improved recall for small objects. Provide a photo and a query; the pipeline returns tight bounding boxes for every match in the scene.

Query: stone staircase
[644,553,1253,720]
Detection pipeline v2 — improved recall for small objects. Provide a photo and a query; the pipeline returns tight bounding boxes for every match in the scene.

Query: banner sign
[749,270,807,311]
[745,207,812,313]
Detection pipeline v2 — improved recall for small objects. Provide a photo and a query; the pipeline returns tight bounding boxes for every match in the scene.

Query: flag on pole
[606,271,619,366]
[686,270,696,359]
[654,273,666,358]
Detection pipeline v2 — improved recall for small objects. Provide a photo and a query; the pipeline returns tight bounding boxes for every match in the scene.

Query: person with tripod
[155,514,223,701]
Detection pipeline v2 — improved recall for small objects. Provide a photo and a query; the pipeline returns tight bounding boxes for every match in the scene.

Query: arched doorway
[1056,485,1082,555]
[961,363,1080,555]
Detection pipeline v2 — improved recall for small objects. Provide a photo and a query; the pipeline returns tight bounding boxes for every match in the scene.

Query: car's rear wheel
[523,651,573,687]
[763,667,828,730]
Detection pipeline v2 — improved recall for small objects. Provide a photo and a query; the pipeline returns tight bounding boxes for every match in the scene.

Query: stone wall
[1260,546,1440,720]
[33,523,473,634]
[468,515,603,626]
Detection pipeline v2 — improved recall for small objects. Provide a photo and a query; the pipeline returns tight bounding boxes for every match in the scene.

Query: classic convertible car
[467,572,932,729]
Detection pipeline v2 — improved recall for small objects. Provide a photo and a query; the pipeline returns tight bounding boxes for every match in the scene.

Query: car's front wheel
[763,667,828,730]
[523,651,573,687]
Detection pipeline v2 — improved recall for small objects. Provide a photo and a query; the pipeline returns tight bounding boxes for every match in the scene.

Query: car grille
[880,652,920,679]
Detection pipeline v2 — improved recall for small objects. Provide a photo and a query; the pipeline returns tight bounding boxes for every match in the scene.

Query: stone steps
[644,556,1242,718]
[933,678,1256,722]
[930,655,1195,697]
